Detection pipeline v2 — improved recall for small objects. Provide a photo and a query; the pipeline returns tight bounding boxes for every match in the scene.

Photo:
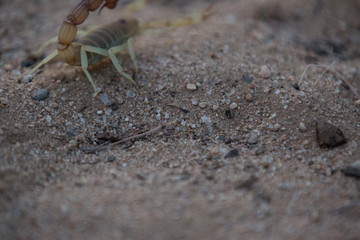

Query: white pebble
[354,99,360,106]
[201,116,212,124]
[260,65,271,79]
[23,74,33,83]
[199,102,207,108]
[186,83,197,90]
[191,99,198,105]
[229,102,238,109]
[299,122,307,132]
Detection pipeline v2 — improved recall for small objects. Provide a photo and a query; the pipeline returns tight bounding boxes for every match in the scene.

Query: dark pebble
[108,156,116,162]
[293,83,300,90]
[241,75,253,84]
[106,102,119,111]
[225,149,239,158]
[343,166,360,178]
[316,121,346,148]
[235,175,258,190]
[32,89,49,101]
[225,109,233,119]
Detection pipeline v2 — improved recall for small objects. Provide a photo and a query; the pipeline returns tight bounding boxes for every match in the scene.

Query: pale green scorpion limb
[80,37,138,96]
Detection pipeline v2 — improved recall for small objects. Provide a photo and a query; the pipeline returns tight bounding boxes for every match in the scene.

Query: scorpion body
[29,0,213,96]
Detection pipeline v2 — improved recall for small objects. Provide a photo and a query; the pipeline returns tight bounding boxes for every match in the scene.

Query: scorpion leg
[80,45,108,96]
[126,38,138,76]
[108,41,137,87]
[29,50,58,75]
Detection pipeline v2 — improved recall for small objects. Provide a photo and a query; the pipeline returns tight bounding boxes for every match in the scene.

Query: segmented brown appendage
[58,21,77,45]
[57,0,119,51]
[104,0,118,9]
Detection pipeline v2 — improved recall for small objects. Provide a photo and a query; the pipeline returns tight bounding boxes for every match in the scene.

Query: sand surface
[1,0,360,239]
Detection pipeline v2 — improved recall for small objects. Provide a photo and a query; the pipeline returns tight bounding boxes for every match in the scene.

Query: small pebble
[186,83,197,91]
[46,115,52,123]
[210,146,220,155]
[241,75,253,84]
[244,92,254,102]
[259,65,271,79]
[212,105,219,111]
[293,83,300,90]
[354,99,360,106]
[32,89,49,101]
[23,74,33,83]
[263,86,271,94]
[225,149,239,158]
[108,156,116,162]
[100,94,110,105]
[248,130,260,144]
[299,122,307,132]
[343,166,360,178]
[201,116,212,124]
[191,99,198,105]
[199,102,207,108]
[116,96,124,105]
[316,121,346,148]
[126,90,136,98]
[96,110,103,115]
[229,102,238,109]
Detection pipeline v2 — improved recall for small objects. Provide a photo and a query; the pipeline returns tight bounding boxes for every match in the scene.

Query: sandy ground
[1,0,360,239]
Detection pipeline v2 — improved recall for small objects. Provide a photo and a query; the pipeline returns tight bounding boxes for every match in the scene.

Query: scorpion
[28,0,213,96]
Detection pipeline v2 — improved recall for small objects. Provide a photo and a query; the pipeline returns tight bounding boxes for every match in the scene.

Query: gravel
[32,88,49,101]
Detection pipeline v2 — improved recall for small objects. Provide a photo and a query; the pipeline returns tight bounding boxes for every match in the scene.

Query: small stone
[263,86,271,94]
[293,83,300,91]
[4,64,12,71]
[191,99,198,105]
[225,149,239,158]
[106,102,119,111]
[0,98,9,107]
[225,109,233,119]
[259,65,271,79]
[241,75,253,84]
[299,122,307,132]
[244,92,254,102]
[269,113,277,119]
[100,94,110,105]
[201,116,211,124]
[32,89,49,101]
[212,105,219,111]
[117,96,125,104]
[316,121,346,148]
[108,156,116,162]
[234,175,258,190]
[229,102,238,109]
[23,74,33,83]
[186,83,197,91]
[96,110,103,115]
[210,146,220,155]
[343,166,360,178]
[46,115,52,123]
[126,90,136,98]
[248,130,260,144]
[303,139,310,146]
[354,99,360,106]
[199,102,207,108]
